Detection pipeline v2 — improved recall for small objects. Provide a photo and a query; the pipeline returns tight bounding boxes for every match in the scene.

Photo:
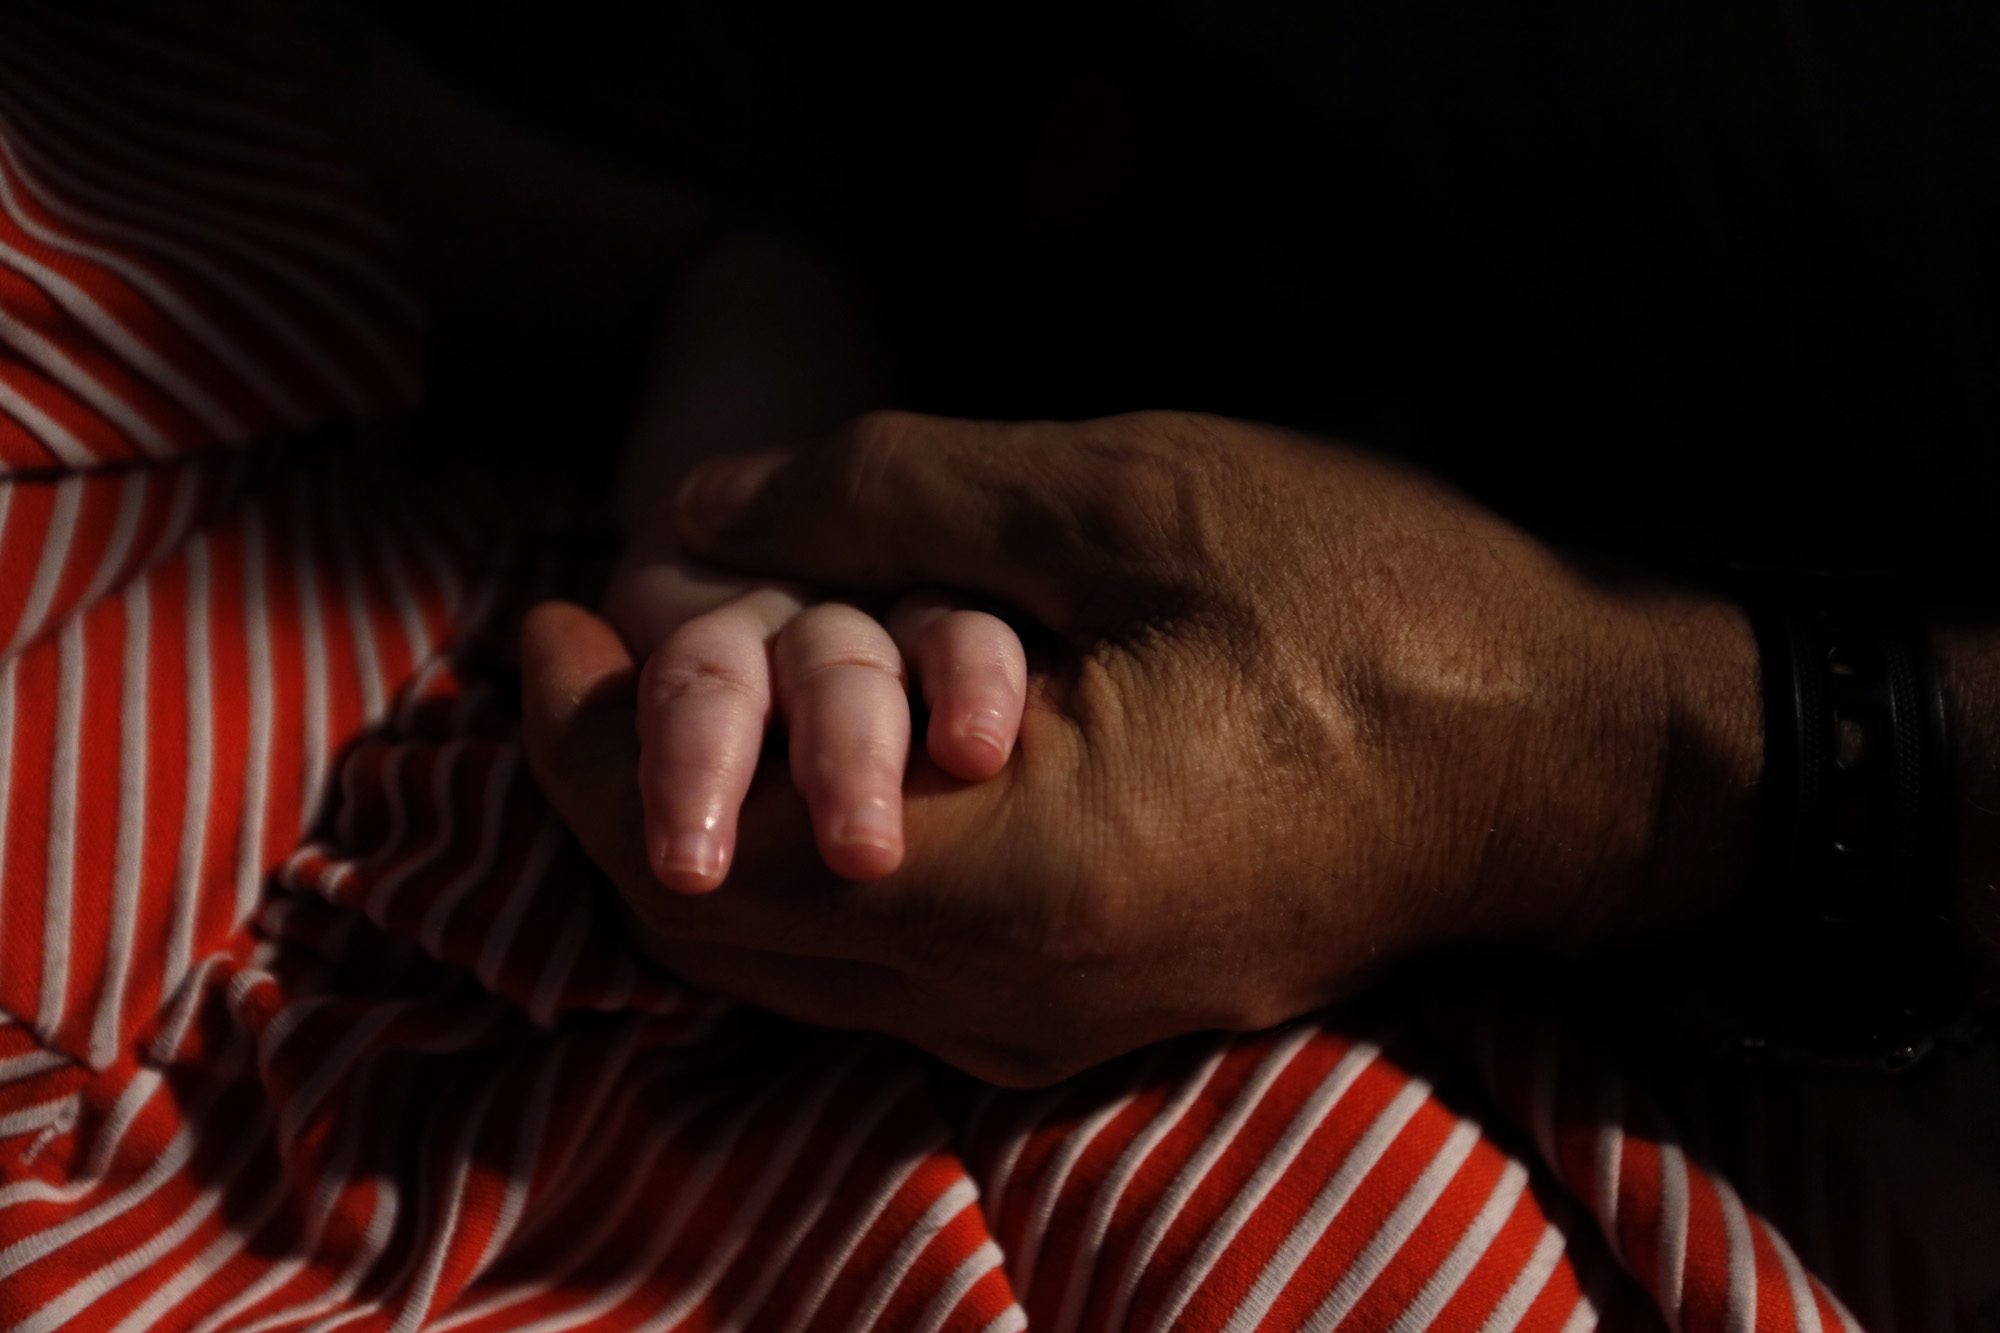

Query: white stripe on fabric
[0,42,394,236]
[233,1045,435,1333]
[381,1070,512,1333]
[101,1159,292,1333]
[471,1025,651,1261]
[1659,1141,1691,1333]
[163,530,212,999]
[394,1040,564,1320]
[3,10,333,148]
[982,1083,1072,1223]
[460,1040,568,1295]
[87,576,149,1069]
[981,1310,1029,1333]
[423,1086,722,1333]
[24,1096,278,1328]
[0,297,172,457]
[0,144,310,426]
[1383,1160,1533,1333]
[1557,1289,1601,1333]
[473,813,565,993]
[636,1052,874,1333]
[0,1096,79,1138]
[0,115,373,417]
[844,1176,981,1333]
[1717,1177,1759,1333]
[912,1240,1007,1333]
[1474,1223,1567,1333]
[0,30,357,188]
[1050,1042,1227,1333]
[0,228,245,440]
[491,1080,777,1333]
[1011,1053,1156,1300]
[0,69,409,278]
[0,90,416,400]
[0,1067,165,1209]
[718,1069,926,1333]
[780,1125,955,1333]
[0,364,94,468]
[1296,1117,1485,1333]
[1773,1218,1827,1333]
[0,1029,249,1275]
[292,1008,514,1333]
[1221,1080,1443,1333]
[526,894,591,1028]
[1594,1065,1623,1240]
[272,1001,404,1157]
[1146,1039,1383,1333]
[232,501,274,922]
[405,741,501,938]
[7,470,83,657]
[39,615,87,1042]
[1100,1025,1321,1333]
[75,466,147,613]
[179,1058,384,1333]
[0,1048,70,1084]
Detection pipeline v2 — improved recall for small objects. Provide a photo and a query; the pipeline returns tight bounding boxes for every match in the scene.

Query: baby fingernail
[835,800,899,850]
[958,713,1011,758]
[660,830,726,883]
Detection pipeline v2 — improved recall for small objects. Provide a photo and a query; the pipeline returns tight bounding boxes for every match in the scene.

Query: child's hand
[603,556,1026,893]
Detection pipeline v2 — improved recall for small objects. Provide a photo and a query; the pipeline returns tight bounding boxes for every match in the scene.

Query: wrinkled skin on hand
[523,410,1762,1086]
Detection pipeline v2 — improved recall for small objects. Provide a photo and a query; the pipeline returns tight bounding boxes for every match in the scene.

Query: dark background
[368,0,2000,592]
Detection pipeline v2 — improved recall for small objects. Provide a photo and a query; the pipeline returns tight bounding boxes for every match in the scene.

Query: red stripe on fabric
[1428,1181,1565,1333]
[1251,1092,1463,1332]
[1331,1135,1515,1333]
[1749,1212,1803,1333]
[1119,1032,1371,1332]
[0,266,193,453]
[1069,1033,1295,1333]
[1153,1048,1411,1332]
[1516,1249,1590,1333]
[1013,1062,1175,1319]
[43,596,122,1058]
[0,476,56,643]
[1678,1151,1734,1333]
[862,1196,990,1333]
[807,1151,980,1333]
[0,208,275,445]
[1613,1114,1669,1313]
[0,643,56,1029]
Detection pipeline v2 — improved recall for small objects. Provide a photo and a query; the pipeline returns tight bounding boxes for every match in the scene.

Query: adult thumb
[670,410,1125,638]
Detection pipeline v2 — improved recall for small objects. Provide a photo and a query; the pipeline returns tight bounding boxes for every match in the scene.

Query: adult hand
[524,410,1764,1085]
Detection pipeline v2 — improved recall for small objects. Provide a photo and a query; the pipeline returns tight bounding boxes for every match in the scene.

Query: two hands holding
[523,358,1770,1085]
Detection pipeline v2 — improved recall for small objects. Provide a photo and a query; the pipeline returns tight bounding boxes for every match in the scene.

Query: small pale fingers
[889,593,1027,781]
[773,603,912,881]
[637,586,803,894]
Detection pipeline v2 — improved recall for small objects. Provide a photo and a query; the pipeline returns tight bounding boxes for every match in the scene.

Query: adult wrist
[1628,589,1766,939]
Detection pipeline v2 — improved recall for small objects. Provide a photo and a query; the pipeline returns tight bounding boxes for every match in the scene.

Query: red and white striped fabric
[0,3,1985,1331]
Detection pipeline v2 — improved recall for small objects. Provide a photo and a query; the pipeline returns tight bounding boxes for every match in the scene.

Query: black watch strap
[1697,575,1974,1072]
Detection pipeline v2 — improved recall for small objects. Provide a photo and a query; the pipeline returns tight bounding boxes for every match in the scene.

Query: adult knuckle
[645,641,763,707]
[788,647,904,688]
